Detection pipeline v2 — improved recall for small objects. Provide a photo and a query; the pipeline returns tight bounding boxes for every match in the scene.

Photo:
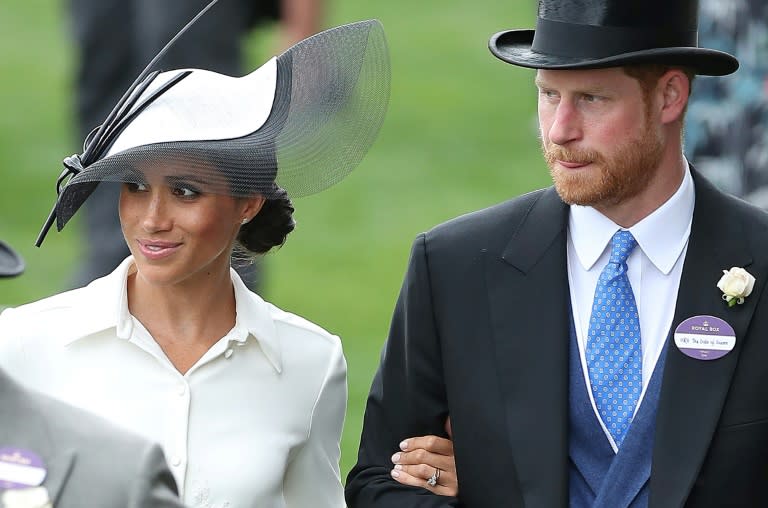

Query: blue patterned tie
[586,230,642,448]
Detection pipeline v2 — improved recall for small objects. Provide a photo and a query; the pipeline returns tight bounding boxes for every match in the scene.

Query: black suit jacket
[346,172,768,507]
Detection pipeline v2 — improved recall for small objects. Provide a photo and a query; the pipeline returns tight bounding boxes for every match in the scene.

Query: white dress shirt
[0,257,347,508]
[567,166,694,451]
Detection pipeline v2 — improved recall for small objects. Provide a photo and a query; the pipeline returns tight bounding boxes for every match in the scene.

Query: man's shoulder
[423,187,555,248]
[25,385,181,506]
[23,383,155,458]
[720,191,768,228]
[699,177,768,238]
[21,382,177,499]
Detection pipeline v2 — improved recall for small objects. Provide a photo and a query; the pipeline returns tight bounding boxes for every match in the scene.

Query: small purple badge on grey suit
[0,448,47,490]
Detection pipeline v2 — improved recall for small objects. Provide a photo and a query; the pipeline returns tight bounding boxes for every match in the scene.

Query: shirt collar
[58,256,134,345]
[569,162,695,275]
[63,257,283,373]
[230,267,282,373]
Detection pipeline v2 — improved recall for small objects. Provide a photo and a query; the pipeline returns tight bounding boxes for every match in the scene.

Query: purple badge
[674,315,736,361]
[0,448,46,490]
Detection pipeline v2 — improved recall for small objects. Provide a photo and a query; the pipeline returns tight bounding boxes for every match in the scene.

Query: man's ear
[658,69,690,125]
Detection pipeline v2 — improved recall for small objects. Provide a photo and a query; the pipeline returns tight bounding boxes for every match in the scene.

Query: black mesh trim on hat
[273,19,390,196]
[52,20,390,231]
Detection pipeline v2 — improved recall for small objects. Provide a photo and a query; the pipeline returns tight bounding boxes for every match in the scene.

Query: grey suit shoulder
[0,371,183,508]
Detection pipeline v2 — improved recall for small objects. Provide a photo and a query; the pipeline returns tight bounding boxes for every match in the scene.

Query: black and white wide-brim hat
[489,0,738,76]
[37,16,390,245]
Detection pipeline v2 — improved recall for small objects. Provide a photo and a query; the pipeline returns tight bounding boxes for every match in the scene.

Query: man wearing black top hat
[346,0,768,506]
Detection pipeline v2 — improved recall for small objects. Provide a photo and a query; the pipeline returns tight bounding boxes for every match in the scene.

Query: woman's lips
[136,240,182,260]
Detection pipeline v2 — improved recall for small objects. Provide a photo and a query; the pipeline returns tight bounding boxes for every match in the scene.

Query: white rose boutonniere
[717,267,756,307]
[1,486,52,508]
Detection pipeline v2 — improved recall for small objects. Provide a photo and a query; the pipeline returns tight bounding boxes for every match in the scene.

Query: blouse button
[224,349,234,359]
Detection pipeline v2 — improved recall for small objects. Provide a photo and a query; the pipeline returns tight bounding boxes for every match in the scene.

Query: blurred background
[0,0,548,476]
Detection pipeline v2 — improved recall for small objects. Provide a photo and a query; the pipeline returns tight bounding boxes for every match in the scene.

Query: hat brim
[489,29,739,76]
[0,240,24,278]
[45,19,390,241]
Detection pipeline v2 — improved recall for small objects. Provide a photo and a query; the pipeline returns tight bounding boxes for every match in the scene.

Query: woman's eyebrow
[164,174,207,186]
[124,168,148,182]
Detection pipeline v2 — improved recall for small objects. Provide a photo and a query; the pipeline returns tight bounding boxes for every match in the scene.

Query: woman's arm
[283,339,347,507]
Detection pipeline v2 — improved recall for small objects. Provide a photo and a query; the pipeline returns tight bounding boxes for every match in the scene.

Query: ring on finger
[427,467,441,487]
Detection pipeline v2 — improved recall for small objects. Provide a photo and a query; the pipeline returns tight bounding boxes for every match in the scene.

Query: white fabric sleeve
[283,338,347,508]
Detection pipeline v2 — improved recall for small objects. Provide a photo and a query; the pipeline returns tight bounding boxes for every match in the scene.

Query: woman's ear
[239,195,266,224]
[658,69,690,125]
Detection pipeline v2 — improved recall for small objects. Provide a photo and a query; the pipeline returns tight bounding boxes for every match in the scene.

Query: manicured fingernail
[391,469,400,478]
[391,453,401,463]
[399,440,409,450]
[394,464,403,471]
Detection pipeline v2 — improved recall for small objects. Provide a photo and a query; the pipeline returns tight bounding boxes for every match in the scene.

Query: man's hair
[623,64,696,117]
[623,64,696,129]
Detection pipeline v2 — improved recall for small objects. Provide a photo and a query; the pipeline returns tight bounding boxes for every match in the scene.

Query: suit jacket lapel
[650,174,759,506]
[485,187,570,507]
[0,371,76,504]
[43,450,76,506]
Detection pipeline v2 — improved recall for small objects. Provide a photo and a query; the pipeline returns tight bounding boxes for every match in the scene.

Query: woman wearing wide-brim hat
[0,9,452,506]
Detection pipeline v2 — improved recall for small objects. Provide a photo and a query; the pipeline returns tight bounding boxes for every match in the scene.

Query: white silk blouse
[0,257,347,508]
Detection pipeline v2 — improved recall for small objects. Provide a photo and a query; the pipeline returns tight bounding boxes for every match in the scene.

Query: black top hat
[489,0,738,75]
[0,241,24,278]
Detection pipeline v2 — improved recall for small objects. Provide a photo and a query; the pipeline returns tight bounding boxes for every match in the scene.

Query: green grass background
[0,0,550,477]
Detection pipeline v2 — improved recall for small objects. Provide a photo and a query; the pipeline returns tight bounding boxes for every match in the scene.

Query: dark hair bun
[237,189,296,254]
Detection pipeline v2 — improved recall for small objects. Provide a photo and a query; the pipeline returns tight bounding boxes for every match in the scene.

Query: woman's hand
[390,417,458,496]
